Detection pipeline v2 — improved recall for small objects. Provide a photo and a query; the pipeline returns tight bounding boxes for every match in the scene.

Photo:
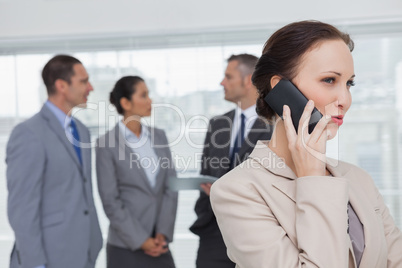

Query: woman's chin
[326,125,339,140]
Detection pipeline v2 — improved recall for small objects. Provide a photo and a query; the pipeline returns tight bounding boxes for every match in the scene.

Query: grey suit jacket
[96,124,178,251]
[190,109,273,236]
[6,104,103,268]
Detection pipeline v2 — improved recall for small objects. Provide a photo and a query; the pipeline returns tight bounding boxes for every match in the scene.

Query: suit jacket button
[84,210,89,215]
[83,178,87,183]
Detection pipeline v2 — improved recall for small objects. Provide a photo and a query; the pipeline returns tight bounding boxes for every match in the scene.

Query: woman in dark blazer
[96,76,178,268]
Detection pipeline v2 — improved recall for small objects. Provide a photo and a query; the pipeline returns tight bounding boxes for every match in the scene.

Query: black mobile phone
[264,80,323,134]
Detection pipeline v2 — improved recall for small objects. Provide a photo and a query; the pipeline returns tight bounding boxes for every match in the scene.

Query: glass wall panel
[0,32,401,268]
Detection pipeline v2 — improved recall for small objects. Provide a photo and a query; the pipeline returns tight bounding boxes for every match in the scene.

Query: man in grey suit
[189,54,273,268]
[6,55,103,268]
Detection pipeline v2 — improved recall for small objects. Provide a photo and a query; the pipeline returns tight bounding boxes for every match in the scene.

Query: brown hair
[42,54,82,96]
[252,20,354,119]
[110,76,145,115]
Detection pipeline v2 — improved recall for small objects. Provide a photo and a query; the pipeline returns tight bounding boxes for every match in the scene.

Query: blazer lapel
[115,125,154,193]
[249,141,297,201]
[148,127,164,193]
[40,105,82,170]
[76,120,91,178]
[250,142,383,267]
[346,171,385,267]
[326,163,385,267]
[237,117,272,159]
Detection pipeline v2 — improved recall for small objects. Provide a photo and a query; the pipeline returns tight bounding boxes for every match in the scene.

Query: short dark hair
[227,54,259,77]
[42,54,82,96]
[110,76,145,115]
[252,20,354,119]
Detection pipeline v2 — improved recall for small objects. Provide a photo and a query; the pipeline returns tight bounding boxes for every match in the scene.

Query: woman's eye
[323,77,335,84]
[347,80,355,87]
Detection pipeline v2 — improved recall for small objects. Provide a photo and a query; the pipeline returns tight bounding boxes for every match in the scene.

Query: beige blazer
[210,141,402,268]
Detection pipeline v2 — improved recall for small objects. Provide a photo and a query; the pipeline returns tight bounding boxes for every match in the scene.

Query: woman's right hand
[283,100,332,177]
[141,236,168,257]
[141,238,160,257]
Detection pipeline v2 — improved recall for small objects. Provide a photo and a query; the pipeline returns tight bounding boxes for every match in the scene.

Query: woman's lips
[331,116,344,126]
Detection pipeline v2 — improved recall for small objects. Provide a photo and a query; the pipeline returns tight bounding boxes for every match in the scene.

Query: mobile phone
[264,80,323,134]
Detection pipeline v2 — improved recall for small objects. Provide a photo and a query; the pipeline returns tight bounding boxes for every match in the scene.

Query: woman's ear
[120,97,131,112]
[270,75,282,89]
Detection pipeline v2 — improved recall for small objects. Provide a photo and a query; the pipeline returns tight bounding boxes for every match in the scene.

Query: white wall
[0,0,402,39]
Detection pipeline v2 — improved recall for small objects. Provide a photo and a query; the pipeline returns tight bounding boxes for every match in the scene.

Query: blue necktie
[70,119,82,165]
[230,113,245,168]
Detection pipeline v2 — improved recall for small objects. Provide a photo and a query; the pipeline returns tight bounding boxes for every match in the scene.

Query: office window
[1,31,402,268]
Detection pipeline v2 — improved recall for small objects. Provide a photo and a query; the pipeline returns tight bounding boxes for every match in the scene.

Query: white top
[118,121,160,188]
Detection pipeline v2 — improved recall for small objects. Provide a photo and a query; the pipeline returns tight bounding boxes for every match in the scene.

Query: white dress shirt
[118,121,160,187]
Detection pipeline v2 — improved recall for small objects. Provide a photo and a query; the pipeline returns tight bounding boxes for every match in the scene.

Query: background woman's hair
[252,20,354,120]
[109,76,144,115]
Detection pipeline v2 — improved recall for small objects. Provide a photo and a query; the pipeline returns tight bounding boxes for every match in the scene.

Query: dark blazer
[6,104,103,268]
[190,109,273,236]
[96,124,178,251]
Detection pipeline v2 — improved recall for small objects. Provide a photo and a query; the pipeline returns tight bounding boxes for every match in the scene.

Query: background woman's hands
[283,100,332,177]
[141,233,169,257]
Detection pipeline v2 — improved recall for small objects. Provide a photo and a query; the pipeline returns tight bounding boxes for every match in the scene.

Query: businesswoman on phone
[96,76,178,268]
[210,21,402,267]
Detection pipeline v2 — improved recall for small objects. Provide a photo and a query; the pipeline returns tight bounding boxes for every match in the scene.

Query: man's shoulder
[13,112,44,132]
[217,109,235,118]
[209,109,235,124]
[7,112,45,147]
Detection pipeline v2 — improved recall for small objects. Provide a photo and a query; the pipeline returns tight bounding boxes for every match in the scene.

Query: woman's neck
[268,118,331,177]
[123,115,142,137]
[268,118,297,174]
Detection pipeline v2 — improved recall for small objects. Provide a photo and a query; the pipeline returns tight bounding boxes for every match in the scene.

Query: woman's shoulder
[146,126,168,142]
[214,158,278,192]
[147,126,165,135]
[96,125,118,145]
[213,158,378,195]
[330,159,379,194]
[332,159,373,181]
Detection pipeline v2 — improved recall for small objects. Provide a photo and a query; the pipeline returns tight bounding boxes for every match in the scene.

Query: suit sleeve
[210,171,350,268]
[200,119,213,176]
[155,131,178,242]
[192,120,214,225]
[6,124,47,267]
[95,140,149,251]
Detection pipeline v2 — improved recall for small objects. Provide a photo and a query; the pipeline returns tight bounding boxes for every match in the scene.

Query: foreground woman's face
[292,39,355,140]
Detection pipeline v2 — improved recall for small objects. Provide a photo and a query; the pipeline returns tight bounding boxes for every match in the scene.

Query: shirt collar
[118,120,149,141]
[45,100,72,129]
[236,104,257,120]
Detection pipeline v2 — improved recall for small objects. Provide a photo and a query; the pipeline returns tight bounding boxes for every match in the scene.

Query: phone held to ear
[264,80,323,134]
